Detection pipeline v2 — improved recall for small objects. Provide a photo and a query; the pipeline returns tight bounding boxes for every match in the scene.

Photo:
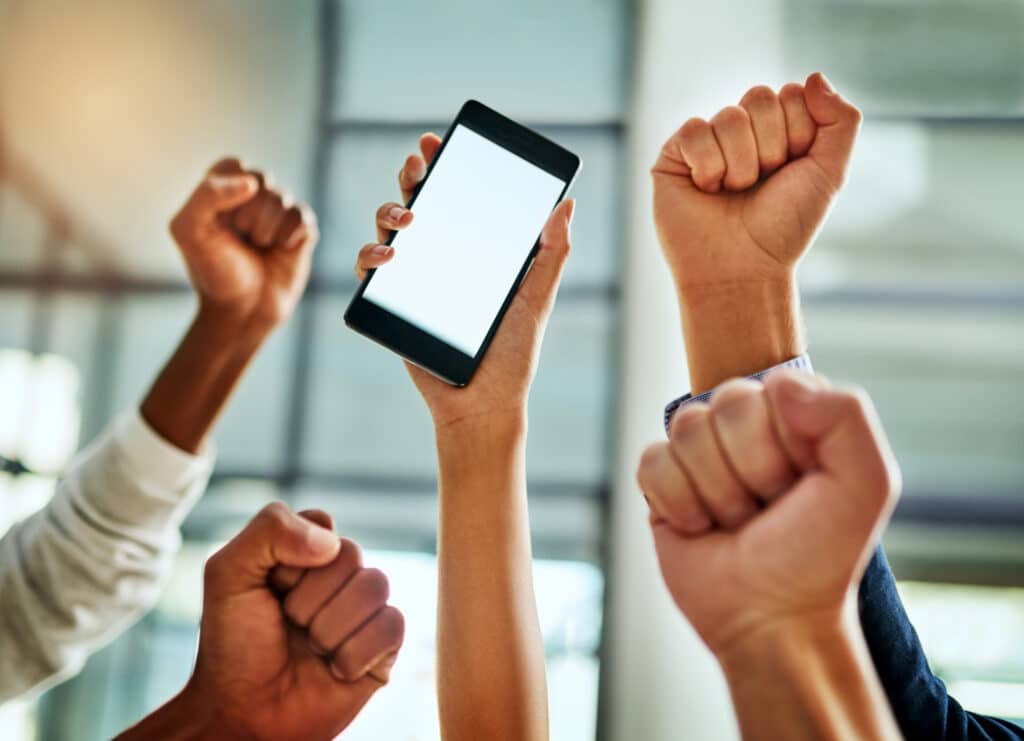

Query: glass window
[898,581,1024,724]
[783,0,1024,117]
[318,128,622,287]
[302,295,615,488]
[0,290,33,351]
[302,294,438,477]
[801,123,1024,294]
[333,0,629,123]
[805,306,1024,498]
[110,295,296,474]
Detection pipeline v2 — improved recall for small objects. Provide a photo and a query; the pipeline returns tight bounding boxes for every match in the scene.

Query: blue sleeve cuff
[663,354,814,434]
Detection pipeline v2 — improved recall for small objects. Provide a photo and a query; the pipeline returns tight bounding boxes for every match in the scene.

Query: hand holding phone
[355,131,575,430]
[346,101,579,388]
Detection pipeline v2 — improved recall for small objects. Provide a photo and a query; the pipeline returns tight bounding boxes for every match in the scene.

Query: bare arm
[435,417,547,740]
[354,133,574,740]
[652,73,860,394]
[720,602,897,741]
[142,158,317,453]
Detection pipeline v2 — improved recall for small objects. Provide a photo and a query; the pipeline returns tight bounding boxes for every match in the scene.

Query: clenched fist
[653,74,863,393]
[637,371,900,658]
[653,72,861,289]
[117,504,404,741]
[169,158,319,330]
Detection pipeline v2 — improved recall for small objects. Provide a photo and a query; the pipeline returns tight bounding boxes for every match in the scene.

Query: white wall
[604,2,787,739]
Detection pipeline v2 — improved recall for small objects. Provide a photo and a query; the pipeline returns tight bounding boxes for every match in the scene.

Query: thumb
[518,199,574,316]
[190,173,259,220]
[803,72,862,190]
[765,372,901,510]
[268,509,336,594]
[205,502,340,595]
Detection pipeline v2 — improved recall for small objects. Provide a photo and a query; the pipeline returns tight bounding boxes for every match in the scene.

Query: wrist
[436,412,526,451]
[716,596,899,741]
[676,274,804,395]
[716,601,855,677]
[194,300,277,349]
[116,679,219,741]
[435,412,527,482]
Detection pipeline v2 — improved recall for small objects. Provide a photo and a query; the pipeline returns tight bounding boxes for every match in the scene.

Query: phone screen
[362,124,566,357]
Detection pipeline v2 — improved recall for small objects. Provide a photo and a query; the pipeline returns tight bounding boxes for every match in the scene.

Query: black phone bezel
[344,99,580,387]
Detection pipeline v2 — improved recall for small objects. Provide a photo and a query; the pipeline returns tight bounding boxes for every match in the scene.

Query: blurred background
[0,0,1021,739]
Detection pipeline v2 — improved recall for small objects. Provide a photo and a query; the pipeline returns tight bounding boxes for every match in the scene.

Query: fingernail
[372,244,393,257]
[371,652,398,683]
[818,72,836,95]
[388,206,406,223]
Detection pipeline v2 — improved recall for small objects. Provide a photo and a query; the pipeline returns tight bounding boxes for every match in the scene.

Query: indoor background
[0,1,1021,739]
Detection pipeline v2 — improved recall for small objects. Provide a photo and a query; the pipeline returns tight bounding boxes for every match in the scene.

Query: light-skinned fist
[652,73,862,292]
[637,372,900,658]
[169,158,319,332]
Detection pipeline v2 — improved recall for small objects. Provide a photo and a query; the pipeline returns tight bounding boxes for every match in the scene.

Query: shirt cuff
[111,409,216,495]
[663,354,814,434]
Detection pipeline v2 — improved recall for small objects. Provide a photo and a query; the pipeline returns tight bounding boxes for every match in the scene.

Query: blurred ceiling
[0,0,317,279]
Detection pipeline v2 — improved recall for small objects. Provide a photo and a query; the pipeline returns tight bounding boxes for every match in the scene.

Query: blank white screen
[363,124,566,356]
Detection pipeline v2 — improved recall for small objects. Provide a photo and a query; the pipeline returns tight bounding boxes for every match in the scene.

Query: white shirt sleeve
[0,409,214,702]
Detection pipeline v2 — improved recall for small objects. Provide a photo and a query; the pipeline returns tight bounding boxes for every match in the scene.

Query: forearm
[117,682,217,741]
[720,599,899,741]
[676,275,803,395]
[141,304,271,454]
[435,415,548,741]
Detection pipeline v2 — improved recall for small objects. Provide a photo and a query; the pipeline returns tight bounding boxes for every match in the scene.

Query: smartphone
[344,100,580,387]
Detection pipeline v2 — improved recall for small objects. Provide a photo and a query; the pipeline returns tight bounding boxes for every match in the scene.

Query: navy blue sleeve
[859,547,1024,740]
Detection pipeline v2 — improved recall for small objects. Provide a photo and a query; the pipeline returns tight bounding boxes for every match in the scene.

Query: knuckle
[740,85,776,108]
[636,445,665,487]
[209,156,240,172]
[846,103,864,126]
[679,117,709,141]
[263,189,284,208]
[358,568,390,604]
[258,501,292,532]
[168,212,189,241]
[710,379,761,415]
[203,551,226,588]
[669,404,709,446]
[713,105,749,129]
[838,387,873,422]
[779,82,805,102]
[338,538,364,570]
[377,606,406,646]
